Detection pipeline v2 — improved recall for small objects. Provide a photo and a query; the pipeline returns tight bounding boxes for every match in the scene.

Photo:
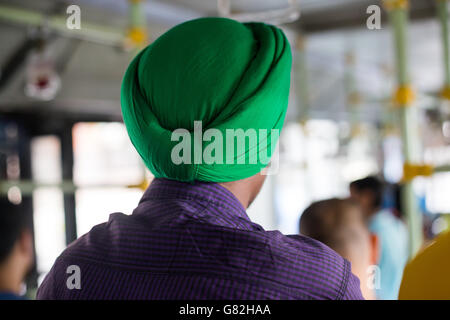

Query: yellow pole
[124,0,148,51]
[383,0,423,257]
[436,0,450,99]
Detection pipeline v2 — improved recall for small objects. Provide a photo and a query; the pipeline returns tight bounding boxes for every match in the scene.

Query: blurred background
[1,0,450,295]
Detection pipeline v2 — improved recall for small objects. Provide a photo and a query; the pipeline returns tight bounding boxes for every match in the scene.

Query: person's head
[120,18,292,207]
[0,197,34,294]
[300,198,379,300]
[349,176,384,217]
[392,183,405,219]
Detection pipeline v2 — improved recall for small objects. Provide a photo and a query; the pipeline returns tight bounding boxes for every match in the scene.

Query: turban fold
[121,17,291,182]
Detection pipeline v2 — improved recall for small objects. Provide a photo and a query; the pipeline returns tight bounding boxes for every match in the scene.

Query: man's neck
[219,181,252,209]
[219,173,266,210]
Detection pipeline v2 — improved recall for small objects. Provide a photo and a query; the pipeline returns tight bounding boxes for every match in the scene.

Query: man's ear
[369,233,379,265]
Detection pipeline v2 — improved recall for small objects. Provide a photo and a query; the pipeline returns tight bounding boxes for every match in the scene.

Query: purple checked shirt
[37,178,363,300]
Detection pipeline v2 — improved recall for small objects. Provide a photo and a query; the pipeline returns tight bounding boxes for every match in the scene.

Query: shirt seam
[337,259,351,300]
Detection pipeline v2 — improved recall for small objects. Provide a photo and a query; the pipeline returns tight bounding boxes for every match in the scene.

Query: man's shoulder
[251,230,358,299]
[265,230,347,265]
[36,213,128,299]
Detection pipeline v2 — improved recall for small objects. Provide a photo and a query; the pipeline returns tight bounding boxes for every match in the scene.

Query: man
[38,17,363,299]
[399,230,450,299]
[350,176,408,300]
[300,198,379,300]
[0,197,34,300]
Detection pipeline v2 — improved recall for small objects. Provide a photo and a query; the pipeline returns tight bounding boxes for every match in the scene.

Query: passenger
[350,176,408,300]
[300,198,379,300]
[399,230,450,299]
[0,198,34,300]
[37,17,363,300]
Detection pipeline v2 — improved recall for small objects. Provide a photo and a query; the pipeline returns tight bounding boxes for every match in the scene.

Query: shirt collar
[136,178,261,230]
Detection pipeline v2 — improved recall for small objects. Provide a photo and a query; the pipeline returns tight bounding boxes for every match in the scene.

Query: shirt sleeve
[342,272,365,300]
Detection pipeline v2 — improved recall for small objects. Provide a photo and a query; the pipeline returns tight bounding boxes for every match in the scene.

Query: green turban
[121,17,291,182]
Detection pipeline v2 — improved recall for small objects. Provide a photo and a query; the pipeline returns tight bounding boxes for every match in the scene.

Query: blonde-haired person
[300,198,379,300]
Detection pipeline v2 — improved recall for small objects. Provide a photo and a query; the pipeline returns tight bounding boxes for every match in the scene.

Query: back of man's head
[121,17,292,184]
[0,198,30,263]
[300,198,378,299]
[300,199,367,255]
[0,197,33,295]
[349,176,383,216]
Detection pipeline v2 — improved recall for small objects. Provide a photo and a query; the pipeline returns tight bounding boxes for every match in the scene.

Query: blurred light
[19,283,27,296]
[431,216,448,236]
[442,121,450,138]
[5,123,18,140]
[217,0,300,25]
[24,42,60,101]
[75,188,142,236]
[7,186,22,205]
[6,154,20,180]
[33,187,65,276]
[73,122,143,186]
[383,135,403,183]
[31,136,62,184]
[338,121,351,140]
